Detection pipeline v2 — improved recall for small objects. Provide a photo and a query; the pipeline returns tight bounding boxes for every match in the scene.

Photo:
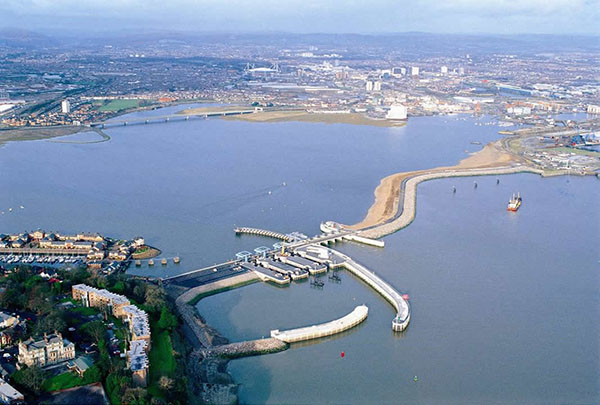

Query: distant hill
[0,28,58,47]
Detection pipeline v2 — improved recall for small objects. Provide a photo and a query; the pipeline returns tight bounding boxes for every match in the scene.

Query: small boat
[148,259,154,266]
[161,258,167,265]
[507,192,522,211]
[135,260,141,266]
[173,256,180,264]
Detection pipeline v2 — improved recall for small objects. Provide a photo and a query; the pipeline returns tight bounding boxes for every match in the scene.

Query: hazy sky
[1,0,599,35]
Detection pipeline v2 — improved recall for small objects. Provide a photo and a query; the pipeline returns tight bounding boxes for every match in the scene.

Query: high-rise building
[61,100,71,114]
[365,81,374,92]
[458,67,465,75]
[440,66,448,74]
[411,67,419,76]
[373,81,382,91]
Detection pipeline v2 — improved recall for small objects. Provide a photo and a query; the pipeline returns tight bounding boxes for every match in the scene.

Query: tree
[33,311,66,336]
[111,281,125,294]
[157,307,177,331]
[158,375,175,391]
[82,365,102,384]
[12,366,45,395]
[122,387,148,405]
[144,285,165,313]
[81,321,106,344]
[133,284,146,303]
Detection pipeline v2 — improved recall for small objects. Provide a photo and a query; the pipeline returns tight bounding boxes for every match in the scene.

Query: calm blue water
[0,111,501,278]
[1,108,598,403]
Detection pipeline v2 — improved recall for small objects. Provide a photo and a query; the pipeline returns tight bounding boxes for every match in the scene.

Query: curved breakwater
[270,305,369,343]
[360,165,544,239]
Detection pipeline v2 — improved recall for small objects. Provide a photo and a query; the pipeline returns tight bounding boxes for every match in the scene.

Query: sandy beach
[224,110,407,127]
[349,141,520,230]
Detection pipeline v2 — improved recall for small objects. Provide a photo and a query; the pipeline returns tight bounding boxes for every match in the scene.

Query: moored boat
[507,192,522,211]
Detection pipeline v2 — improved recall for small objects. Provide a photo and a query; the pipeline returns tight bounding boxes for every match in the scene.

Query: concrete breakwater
[327,248,411,332]
[271,305,368,343]
[360,165,543,239]
[199,338,288,359]
[175,272,259,348]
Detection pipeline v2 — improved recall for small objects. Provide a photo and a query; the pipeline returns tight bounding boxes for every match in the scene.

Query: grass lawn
[70,306,100,316]
[42,372,83,392]
[147,328,176,397]
[98,99,140,112]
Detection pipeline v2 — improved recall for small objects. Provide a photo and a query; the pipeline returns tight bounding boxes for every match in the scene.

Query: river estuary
[1,105,597,403]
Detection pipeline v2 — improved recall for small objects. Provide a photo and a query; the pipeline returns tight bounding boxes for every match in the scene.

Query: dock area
[256,258,309,280]
[271,305,368,343]
[276,254,328,275]
[241,262,290,285]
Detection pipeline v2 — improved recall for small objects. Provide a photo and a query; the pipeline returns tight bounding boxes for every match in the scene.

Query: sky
[0,0,599,35]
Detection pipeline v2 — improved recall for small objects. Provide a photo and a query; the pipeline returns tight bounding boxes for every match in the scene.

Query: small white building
[587,104,600,114]
[0,313,17,330]
[411,67,419,76]
[386,105,408,121]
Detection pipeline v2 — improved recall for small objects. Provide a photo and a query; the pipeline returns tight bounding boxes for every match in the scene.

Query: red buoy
[340,351,345,358]
[402,294,410,300]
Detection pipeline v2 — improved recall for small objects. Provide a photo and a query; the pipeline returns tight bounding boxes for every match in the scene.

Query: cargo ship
[507,192,522,211]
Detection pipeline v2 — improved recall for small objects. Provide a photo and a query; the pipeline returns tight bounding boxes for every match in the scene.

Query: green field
[98,99,140,112]
[147,328,176,397]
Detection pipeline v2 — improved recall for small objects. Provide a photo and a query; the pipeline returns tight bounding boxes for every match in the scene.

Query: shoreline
[223,110,407,127]
[349,141,521,230]
[347,140,586,238]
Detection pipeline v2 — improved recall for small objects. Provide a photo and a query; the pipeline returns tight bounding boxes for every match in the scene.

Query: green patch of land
[554,146,600,157]
[69,306,100,316]
[132,245,161,260]
[97,99,141,112]
[42,367,101,392]
[147,328,176,398]
[177,105,250,115]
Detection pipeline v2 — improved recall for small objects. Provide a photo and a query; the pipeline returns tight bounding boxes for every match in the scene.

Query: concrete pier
[326,247,410,332]
[200,338,288,359]
[234,227,293,241]
[271,305,368,343]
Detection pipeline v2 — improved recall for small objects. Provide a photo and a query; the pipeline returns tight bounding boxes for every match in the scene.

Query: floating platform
[257,258,309,280]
